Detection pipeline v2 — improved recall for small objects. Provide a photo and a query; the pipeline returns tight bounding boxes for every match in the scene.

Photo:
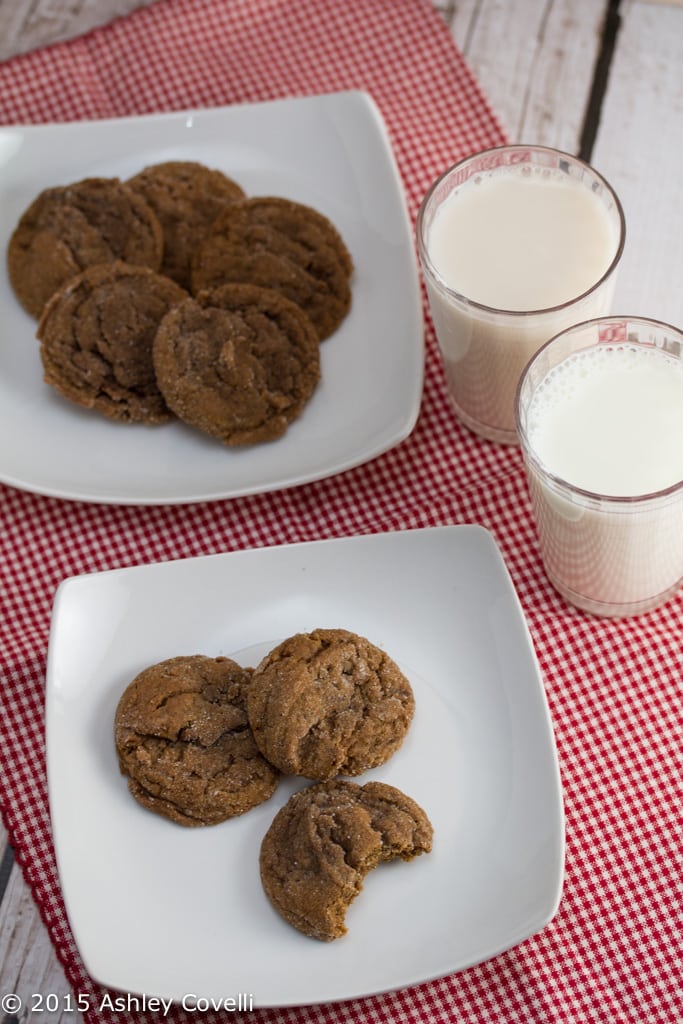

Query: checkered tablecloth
[0,1,681,1022]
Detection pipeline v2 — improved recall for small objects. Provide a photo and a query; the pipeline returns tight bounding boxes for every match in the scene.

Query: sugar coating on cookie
[7,177,163,318]
[37,261,186,424]
[114,655,280,826]
[127,160,245,289]
[259,780,433,941]
[190,196,353,340]
[153,282,320,445]
[247,629,415,780]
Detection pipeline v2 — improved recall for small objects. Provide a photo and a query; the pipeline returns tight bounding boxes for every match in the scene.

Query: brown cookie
[247,629,415,780]
[190,196,353,340]
[153,283,320,446]
[127,160,245,289]
[260,780,433,941]
[37,261,186,424]
[7,177,163,318]
[114,655,280,827]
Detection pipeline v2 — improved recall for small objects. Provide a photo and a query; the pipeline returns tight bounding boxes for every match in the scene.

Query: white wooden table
[1,0,682,1018]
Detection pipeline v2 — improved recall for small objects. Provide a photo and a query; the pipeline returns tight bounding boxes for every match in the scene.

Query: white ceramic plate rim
[46,526,564,1007]
[0,91,423,504]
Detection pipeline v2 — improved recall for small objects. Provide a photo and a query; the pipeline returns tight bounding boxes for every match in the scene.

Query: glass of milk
[516,316,683,617]
[417,145,625,444]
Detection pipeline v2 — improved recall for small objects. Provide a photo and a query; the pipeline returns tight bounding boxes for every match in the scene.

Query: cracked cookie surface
[114,655,280,826]
[247,628,415,780]
[190,196,353,340]
[7,176,163,318]
[153,282,320,445]
[260,779,433,940]
[38,261,186,423]
[127,160,245,289]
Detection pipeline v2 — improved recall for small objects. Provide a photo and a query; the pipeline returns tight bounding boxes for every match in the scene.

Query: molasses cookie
[247,629,415,780]
[7,177,163,318]
[38,261,186,424]
[115,655,280,827]
[153,283,320,445]
[127,160,245,289]
[190,196,353,340]
[260,780,433,941]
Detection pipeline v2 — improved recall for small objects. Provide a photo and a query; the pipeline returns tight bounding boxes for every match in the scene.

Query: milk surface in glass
[527,345,683,495]
[418,147,624,444]
[518,322,683,617]
[429,173,616,311]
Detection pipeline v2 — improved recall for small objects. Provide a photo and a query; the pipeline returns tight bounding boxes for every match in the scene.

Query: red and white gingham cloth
[0,2,681,1022]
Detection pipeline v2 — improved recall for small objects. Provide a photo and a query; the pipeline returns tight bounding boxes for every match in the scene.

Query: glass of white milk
[417,145,625,444]
[516,316,683,618]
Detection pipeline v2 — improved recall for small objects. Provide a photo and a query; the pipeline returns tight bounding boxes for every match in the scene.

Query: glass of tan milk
[516,316,683,618]
[417,145,625,444]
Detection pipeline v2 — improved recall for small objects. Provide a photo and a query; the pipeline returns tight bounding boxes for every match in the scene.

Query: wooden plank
[0,831,12,902]
[0,0,158,63]
[592,0,683,324]
[0,826,77,1023]
[448,0,612,153]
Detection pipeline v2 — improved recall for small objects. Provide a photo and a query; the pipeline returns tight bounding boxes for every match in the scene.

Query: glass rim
[515,314,683,506]
[416,144,626,319]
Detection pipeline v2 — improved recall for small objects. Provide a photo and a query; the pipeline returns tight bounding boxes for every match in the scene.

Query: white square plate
[46,526,564,1007]
[0,91,422,504]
